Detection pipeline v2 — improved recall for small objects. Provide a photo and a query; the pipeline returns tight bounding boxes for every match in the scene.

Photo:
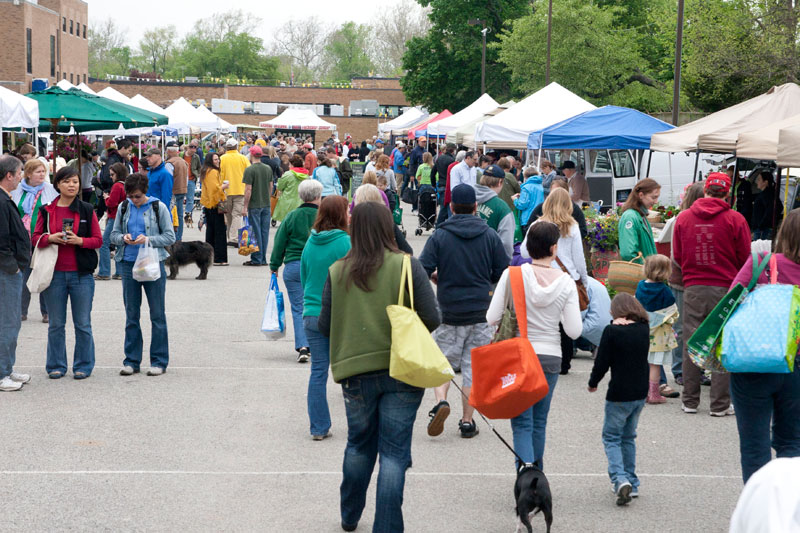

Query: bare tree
[138,26,177,75]
[186,10,260,42]
[270,17,331,82]
[370,0,431,76]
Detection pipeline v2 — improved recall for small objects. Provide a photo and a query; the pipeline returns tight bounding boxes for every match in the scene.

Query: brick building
[0,0,88,93]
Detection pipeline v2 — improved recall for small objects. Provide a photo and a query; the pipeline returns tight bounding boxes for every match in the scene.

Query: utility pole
[469,19,489,94]
[672,0,685,126]
[546,0,553,84]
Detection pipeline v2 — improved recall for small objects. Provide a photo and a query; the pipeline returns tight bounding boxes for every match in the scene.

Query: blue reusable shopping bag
[719,254,800,373]
[261,273,286,339]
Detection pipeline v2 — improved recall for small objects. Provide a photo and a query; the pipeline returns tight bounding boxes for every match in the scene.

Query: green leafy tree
[88,18,128,77]
[137,26,177,76]
[401,0,530,111]
[323,22,375,81]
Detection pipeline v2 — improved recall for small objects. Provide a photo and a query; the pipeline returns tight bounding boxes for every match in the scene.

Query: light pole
[468,19,489,94]
[672,0,685,126]
[546,0,553,84]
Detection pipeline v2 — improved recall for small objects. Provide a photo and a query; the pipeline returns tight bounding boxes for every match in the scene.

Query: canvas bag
[387,254,454,388]
[26,234,58,293]
[469,266,549,419]
[261,273,286,339]
[719,254,799,373]
[607,252,645,295]
[238,216,259,256]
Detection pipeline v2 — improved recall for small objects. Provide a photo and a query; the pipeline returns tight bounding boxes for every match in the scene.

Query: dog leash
[449,379,529,467]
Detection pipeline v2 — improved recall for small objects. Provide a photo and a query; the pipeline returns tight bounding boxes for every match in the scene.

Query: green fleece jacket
[269,204,318,271]
[272,168,309,222]
[300,229,351,317]
[619,207,657,264]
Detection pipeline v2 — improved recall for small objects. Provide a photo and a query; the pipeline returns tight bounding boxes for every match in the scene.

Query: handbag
[401,182,418,205]
[261,273,286,339]
[387,254,455,388]
[686,252,771,372]
[238,216,259,256]
[469,266,550,419]
[607,252,645,295]
[26,234,58,293]
[555,257,589,311]
[719,254,799,373]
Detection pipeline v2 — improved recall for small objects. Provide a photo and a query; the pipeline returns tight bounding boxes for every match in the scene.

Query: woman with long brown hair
[375,154,397,191]
[619,178,661,263]
[318,202,440,532]
[300,195,351,441]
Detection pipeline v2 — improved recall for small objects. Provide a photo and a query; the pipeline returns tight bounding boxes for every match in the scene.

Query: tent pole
[692,149,700,182]
[730,156,738,208]
[668,154,674,204]
[645,151,652,177]
[773,167,782,235]
[34,128,39,153]
[784,167,791,220]
[0,128,3,155]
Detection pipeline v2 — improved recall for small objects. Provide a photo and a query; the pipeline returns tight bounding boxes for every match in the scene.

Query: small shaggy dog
[165,241,214,280]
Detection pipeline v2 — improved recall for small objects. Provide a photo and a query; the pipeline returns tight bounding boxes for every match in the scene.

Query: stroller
[386,189,406,237]
[415,185,437,236]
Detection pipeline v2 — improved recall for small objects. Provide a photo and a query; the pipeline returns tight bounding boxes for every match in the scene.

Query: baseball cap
[165,140,179,148]
[418,136,427,142]
[249,145,263,157]
[375,139,384,145]
[225,138,238,148]
[705,172,731,193]
[483,164,505,179]
[559,160,576,171]
[144,148,161,157]
[451,184,476,205]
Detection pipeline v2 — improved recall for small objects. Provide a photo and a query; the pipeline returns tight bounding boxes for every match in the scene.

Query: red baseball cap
[249,145,263,157]
[705,172,731,194]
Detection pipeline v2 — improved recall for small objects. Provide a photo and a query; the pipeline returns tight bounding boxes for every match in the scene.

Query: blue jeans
[0,270,23,379]
[21,266,47,316]
[602,399,645,490]
[118,261,169,370]
[340,371,423,532]
[304,316,331,436]
[42,271,96,376]
[511,372,559,470]
[731,367,800,483]
[282,260,308,350]
[186,179,197,214]
[98,218,117,277]
[671,287,684,379]
[174,193,186,241]
[248,206,271,265]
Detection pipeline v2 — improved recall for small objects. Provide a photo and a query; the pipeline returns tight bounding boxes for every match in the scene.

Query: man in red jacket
[673,172,750,417]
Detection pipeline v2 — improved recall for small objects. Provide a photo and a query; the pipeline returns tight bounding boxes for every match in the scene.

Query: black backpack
[119,200,163,233]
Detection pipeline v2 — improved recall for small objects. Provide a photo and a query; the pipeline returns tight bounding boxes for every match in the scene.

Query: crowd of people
[1,126,798,532]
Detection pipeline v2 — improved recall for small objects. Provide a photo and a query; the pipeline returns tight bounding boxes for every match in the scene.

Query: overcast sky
[86,1,377,47]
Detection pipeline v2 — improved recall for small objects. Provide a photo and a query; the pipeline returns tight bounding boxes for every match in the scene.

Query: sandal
[427,400,450,437]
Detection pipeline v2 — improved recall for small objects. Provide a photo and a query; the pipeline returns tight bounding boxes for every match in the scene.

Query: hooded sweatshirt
[487,263,582,361]
[419,214,508,325]
[147,161,174,208]
[273,167,309,222]
[475,184,514,262]
[673,197,751,288]
[300,229,351,317]
[514,175,544,226]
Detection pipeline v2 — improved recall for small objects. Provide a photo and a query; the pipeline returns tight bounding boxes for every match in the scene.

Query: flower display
[583,208,620,253]
[54,134,95,161]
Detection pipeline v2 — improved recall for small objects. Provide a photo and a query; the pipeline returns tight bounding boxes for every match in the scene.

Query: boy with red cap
[672,172,750,416]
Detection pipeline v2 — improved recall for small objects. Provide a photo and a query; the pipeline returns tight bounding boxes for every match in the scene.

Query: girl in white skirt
[635,254,679,404]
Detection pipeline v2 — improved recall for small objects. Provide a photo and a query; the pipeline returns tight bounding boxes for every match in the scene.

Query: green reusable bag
[493,273,519,343]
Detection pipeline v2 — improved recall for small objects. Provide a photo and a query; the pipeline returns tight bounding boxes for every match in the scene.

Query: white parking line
[15,365,308,371]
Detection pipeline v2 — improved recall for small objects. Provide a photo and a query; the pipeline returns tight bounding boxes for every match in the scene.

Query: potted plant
[583,208,620,280]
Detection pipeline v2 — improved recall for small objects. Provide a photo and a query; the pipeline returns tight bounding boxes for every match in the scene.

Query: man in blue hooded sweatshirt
[143,148,174,208]
[419,184,508,439]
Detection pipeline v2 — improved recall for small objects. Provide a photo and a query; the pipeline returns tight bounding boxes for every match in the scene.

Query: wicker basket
[607,253,645,295]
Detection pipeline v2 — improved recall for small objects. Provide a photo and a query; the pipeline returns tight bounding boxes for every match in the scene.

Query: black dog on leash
[165,241,213,280]
[515,463,553,533]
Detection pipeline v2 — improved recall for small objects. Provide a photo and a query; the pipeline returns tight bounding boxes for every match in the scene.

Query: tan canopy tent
[736,113,800,160]
[651,83,800,153]
[778,125,800,167]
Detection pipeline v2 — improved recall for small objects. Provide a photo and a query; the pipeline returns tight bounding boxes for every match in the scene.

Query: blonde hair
[423,152,433,165]
[362,170,378,185]
[644,254,671,283]
[23,158,46,179]
[541,188,575,237]
[354,183,383,205]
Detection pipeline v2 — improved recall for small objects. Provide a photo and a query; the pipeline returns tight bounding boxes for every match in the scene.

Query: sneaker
[21,315,27,321]
[73,372,89,380]
[297,348,310,363]
[681,404,698,414]
[616,482,632,506]
[146,367,165,376]
[710,405,735,417]
[9,372,31,384]
[94,275,111,280]
[119,366,139,376]
[341,522,358,532]
[41,314,49,323]
[0,376,23,391]
[675,376,684,386]
[312,431,332,441]
[631,487,639,498]
[659,384,680,398]
[458,419,479,439]
[427,400,450,437]
[112,274,121,280]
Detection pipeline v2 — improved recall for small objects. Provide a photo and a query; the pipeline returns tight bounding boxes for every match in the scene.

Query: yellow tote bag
[387,255,455,388]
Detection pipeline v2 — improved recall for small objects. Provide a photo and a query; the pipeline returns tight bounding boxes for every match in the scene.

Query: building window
[62,17,66,32]
[63,73,66,80]
[83,74,86,83]
[50,36,55,76]
[70,73,73,84]
[26,28,32,74]
[83,24,86,39]
[69,20,73,35]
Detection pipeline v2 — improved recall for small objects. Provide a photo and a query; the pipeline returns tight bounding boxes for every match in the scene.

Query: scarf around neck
[19,180,45,215]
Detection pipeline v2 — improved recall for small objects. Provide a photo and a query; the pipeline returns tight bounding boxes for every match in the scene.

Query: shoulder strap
[151,201,162,232]
[554,257,568,274]
[397,254,414,310]
[769,254,778,285]
[748,252,772,291]
[508,267,528,338]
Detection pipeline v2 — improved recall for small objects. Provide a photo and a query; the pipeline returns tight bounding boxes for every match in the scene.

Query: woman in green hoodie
[618,178,661,264]
[318,202,440,532]
[272,154,309,222]
[301,195,351,441]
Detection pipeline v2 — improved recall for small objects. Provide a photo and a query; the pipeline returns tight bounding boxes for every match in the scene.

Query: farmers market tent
[98,86,134,106]
[195,104,235,132]
[475,82,596,149]
[427,94,499,139]
[778,125,800,167]
[391,112,436,137]
[527,105,674,150]
[259,108,336,130]
[130,94,164,114]
[407,110,452,139]
[75,83,96,95]
[446,101,515,147]
[378,107,428,135]
[651,83,800,153]
[0,85,39,129]
[736,113,800,161]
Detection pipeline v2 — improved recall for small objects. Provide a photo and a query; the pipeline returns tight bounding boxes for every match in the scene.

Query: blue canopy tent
[527,105,674,150]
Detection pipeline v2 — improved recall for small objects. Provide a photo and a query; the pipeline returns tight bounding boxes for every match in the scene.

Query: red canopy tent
[407,110,452,139]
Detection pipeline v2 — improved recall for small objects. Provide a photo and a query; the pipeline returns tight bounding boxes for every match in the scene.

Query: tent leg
[785,167,791,219]
[34,128,39,154]
[730,157,738,208]
[773,167,782,234]
[0,128,3,155]
[668,155,674,204]
[645,151,652,177]
[692,149,700,182]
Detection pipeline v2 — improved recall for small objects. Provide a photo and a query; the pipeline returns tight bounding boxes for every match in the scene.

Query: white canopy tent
[474,83,596,149]
[446,100,516,147]
[778,125,800,168]
[0,85,40,154]
[259,108,336,131]
[651,83,800,153]
[378,107,428,135]
[427,94,499,139]
[75,83,96,95]
[98,86,134,106]
[392,112,437,137]
[130,94,164,114]
[736,113,800,161]
[195,104,235,132]
[55,79,74,91]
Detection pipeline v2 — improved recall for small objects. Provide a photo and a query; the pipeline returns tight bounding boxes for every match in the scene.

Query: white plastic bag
[132,238,161,282]
[261,273,286,339]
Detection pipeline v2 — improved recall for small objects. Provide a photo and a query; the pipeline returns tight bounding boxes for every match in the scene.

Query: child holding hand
[635,254,679,404]
[588,293,650,506]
